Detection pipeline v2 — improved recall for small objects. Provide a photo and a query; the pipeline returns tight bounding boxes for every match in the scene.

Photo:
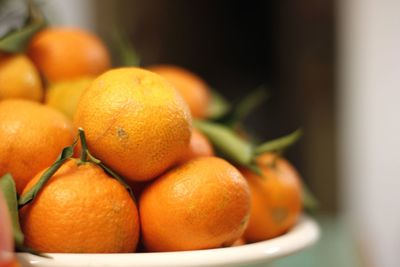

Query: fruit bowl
[16,215,319,267]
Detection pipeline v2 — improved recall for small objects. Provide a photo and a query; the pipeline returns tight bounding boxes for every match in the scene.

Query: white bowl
[17,215,319,267]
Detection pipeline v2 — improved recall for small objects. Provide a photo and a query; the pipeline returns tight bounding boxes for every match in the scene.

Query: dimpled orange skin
[27,27,110,82]
[0,54,43,102]
[179,128,214,163]
[19,159,140,253]
[147,65,211,119]
[73,67,192,182]
[0,100,74,193]
[140,157,251,252]
[241,153,302,242]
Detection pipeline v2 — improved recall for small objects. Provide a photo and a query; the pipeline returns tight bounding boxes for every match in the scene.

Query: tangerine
[140,157,251,251]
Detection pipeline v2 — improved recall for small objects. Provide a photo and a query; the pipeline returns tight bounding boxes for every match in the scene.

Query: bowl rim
[16,215,320,267]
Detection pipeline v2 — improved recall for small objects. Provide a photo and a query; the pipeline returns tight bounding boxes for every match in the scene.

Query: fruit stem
[78,128,88,162]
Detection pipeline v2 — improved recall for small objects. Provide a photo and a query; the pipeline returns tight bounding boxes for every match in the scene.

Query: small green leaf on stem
[0,0,46,53]
[0,173,24,245]
[207,89,231,120]
[97,160,136,202]
[78,128,88,162]
[302,181,319,213]
[111,27,140,67]
[78,128,135,201]
[224,86,270,126]
[254,128,303,155]
[194,120,253,166]
[18,138,78,207]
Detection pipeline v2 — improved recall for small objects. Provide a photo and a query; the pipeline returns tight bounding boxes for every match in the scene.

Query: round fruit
[147,65,211,118]
[140,157,251,252]
[27,27,110,82]
[19,159,139,253]
[73,67,192,182]
[179,128,214,163]
[45,77,93,119]
[0,100,75,193]
[241,153,302,242]
[0,54,43,102]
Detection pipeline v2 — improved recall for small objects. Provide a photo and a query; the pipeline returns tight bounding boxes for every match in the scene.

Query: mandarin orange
[147,65,211,118]
[28,27,110,82]
[73,67,192,182]
[241,153,302,242]
[20,159,139,253]
[0,54,43,102]
[140,157,251,251]
[0,100,74,193]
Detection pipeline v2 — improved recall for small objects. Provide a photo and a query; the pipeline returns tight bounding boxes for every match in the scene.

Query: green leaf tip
[0,173,24,246]
[254,128,303,155]
[0,0,46,53]
[194,119,253,165]
[111,27,141,67]
[18,138,77,207]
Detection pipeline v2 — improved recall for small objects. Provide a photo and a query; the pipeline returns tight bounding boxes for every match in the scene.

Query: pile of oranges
[0,25,304,257]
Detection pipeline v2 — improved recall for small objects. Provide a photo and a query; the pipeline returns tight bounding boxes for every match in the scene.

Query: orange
[73,67,192,182]
[0,100,75,193]
[147,65,211,118]
[19,159,139,253]
[241,153,302,242]
[45,77,93,119]
[0,54,43,102]
[179,128,214,163]
[140,157,251,252]
[27,27,110,82]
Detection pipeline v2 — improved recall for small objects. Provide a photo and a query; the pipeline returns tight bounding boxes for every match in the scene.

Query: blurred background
[37,0,400,266]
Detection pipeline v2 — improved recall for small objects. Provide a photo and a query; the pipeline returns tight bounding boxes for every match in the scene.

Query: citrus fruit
[27,27,110,82]
[73,67,192,182]
[45,77,93,119]
[241,153,302,242]
[179,128,214,163]
[0,54,43,102]
[147,65,211,118]
[0,100,75,193]
[140,156,251,252]
[19,159,140,253]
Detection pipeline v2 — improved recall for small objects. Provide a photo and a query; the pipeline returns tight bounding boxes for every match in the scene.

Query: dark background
[95,0,336,212]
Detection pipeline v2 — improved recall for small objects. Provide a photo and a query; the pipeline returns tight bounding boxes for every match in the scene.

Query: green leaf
[223,86,270,126]
[302,181,319,213]
[0,0,46,53]
[18,138,77,207]
[207,89,231,119]
[194,120,253,166]
[78,128,136,201]
[111,27,140,66]
[254,128,303,155]
[0,173,24,246]
[95,159,136,202]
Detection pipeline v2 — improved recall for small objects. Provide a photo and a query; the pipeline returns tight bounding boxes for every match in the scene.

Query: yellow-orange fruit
[0,54,43,102]
[73,67,192,182]
[148,65,211,118]
[140,157,251,252]
[28,27,110,82]
[20,159,139,253]
[0,100,75,193]
[242,153,302,242]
